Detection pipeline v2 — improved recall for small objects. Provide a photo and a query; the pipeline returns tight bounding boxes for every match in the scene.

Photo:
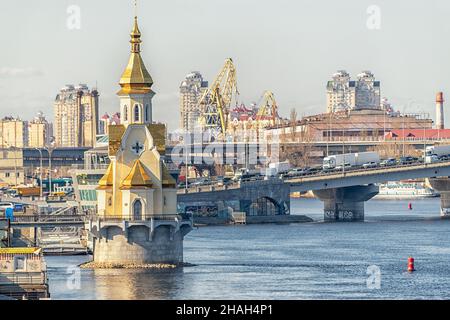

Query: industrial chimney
[436,92,444,129]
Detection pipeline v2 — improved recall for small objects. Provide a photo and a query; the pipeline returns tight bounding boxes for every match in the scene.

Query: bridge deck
[178,160,450,196]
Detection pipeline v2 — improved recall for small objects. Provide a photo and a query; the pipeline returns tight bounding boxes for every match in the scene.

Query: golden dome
[118,16,153,95]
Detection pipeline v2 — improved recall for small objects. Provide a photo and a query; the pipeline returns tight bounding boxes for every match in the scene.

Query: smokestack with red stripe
[436,92,444,129]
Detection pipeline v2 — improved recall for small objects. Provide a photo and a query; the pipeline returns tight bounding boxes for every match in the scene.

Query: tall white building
[326,70,355,113]
[354,71,381,110]
[179,72,208,132]
[326,70,381,113]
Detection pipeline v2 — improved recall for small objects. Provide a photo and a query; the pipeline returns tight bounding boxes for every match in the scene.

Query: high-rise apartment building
[0,117,28,148]
[54,84,99,147]
[354,71,381,110]
[326,70,381,113]
[28,111,53,148]
[326,70,355,113]
[179,72,208,132]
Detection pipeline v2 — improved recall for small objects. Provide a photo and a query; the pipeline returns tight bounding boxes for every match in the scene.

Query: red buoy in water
[408,203,413,210]
[408,257,415,272]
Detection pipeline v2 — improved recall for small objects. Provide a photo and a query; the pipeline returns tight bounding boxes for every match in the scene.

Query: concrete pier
[313,184,379,222]
[428,178,450,218]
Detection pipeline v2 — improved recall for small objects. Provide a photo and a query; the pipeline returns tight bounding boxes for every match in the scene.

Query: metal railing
[0,272,47,285]
[87,214,189,222]
[7,214,86,224]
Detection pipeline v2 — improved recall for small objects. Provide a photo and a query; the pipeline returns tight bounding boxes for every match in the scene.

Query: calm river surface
[47,198,450,299]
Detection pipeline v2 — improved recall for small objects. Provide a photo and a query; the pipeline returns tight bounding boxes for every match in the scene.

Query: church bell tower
[118,16,155,126]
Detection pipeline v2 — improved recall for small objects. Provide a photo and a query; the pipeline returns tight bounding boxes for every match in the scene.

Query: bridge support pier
[428,178,450,218]
[313,185,379,222]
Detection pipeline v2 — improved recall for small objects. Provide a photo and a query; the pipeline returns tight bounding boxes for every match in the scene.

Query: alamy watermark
[366,265,381,289]
[66,266,81,290]
[170,130,280,167]
[67,5,81,30]
[366,5,381,30]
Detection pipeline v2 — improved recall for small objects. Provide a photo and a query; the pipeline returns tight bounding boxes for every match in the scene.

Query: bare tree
[290,108,297,142]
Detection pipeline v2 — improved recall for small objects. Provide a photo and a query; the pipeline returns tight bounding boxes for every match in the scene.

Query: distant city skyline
[1,0,449,131]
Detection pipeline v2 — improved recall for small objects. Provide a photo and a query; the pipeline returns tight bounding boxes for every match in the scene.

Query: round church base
[92,224,186,265]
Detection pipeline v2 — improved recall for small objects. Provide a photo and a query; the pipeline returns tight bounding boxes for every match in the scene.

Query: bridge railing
[6,214,87,224]
[283,159,450,182]
[177,159,450,193]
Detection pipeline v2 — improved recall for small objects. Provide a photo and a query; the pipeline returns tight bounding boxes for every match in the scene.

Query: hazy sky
[1,0,450,131]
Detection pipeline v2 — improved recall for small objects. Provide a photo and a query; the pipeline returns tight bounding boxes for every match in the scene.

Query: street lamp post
[34,148,43,198]
[185,134,188,192]
[45,144,55,194]
[47,148,53,194]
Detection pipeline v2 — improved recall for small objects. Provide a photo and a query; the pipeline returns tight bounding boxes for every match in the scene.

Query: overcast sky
[1,0,450,131]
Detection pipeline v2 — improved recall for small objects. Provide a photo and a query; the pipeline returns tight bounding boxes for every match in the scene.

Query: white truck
[425,145,450,163]
[266,161,292,177]
[323,152,380,170]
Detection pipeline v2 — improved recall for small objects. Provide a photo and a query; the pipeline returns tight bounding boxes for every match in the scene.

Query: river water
[46,198,450,299]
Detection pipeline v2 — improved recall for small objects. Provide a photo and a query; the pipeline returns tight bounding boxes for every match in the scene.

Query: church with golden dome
[88,12,192,265]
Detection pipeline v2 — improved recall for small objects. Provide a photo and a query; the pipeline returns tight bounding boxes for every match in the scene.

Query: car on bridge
[399,156,419,165]
[217,176,232,186]
[362,161,378,169]
[380,158,397,167]
[285,167,312,177]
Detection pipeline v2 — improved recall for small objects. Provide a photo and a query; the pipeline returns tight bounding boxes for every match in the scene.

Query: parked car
[362,161,378,169]
[380,158,397,167]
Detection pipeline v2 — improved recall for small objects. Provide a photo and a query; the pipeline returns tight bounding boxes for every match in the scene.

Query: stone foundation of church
[88,219,193,265]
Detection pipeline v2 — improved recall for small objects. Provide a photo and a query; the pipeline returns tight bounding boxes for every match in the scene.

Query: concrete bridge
[178,161,450,221]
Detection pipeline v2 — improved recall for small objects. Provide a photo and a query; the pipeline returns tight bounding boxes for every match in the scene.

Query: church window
[145,105,149,122]
[123,105,128,121]
[134,104,140,122]
[108,197,112,207]
[133,199,143,221]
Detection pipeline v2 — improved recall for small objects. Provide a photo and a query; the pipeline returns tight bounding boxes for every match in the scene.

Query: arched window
[133,199,143,221]
[145,105,149,122]
[134,105,140,122]
[123,105,128,121]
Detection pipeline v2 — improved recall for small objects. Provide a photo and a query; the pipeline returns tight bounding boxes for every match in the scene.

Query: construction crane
[256,91,279,126]
[198,58,239,139]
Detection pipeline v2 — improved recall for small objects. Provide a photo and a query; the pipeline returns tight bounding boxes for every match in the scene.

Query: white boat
[375,181,439,199]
